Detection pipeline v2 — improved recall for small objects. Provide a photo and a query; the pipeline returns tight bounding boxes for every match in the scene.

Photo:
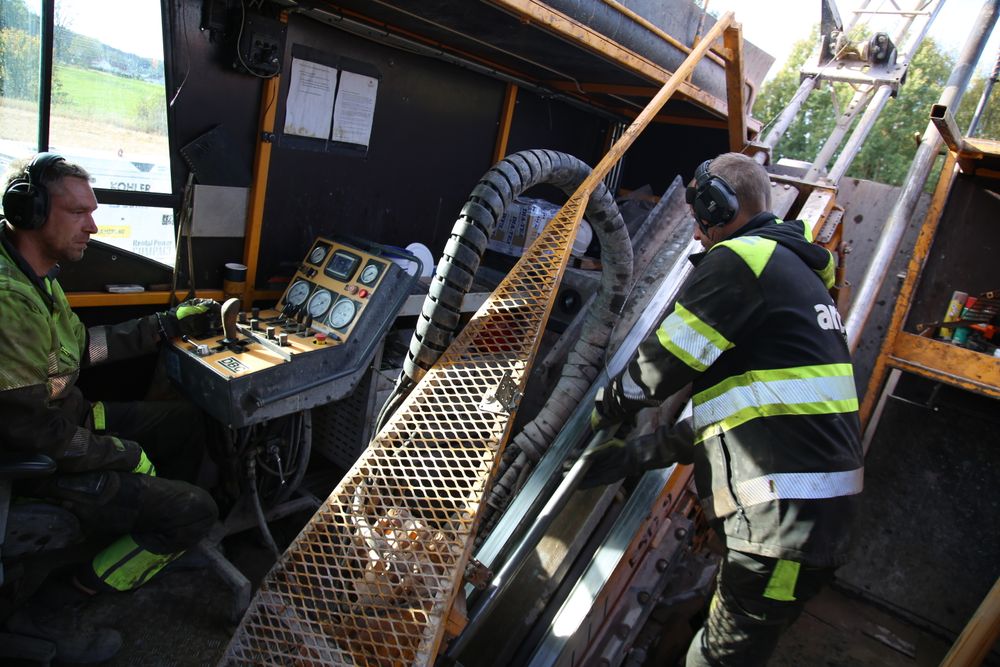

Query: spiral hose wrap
[378,148,632,525]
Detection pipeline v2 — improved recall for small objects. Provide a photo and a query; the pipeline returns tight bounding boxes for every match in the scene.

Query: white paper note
[331,71,378,147]
[283,58,338,139]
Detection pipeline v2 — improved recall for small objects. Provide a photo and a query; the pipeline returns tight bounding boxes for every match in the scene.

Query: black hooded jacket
[608,212,863,566]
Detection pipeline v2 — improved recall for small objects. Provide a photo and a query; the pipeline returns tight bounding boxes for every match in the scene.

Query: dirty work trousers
[25,401,218,592]
[685,549,836,667]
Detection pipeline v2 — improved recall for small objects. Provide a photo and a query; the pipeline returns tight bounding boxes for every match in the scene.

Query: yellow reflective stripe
[693,364,858,443]
[92,535,181,591]
[655,303,734,372]
[763,559,800,602]
[818,252,835,289]
[715,236,776,278]
[92,401,106,431]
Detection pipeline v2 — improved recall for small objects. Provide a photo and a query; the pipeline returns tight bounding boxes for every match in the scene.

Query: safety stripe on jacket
[704,467,864,520]
[714,235,777,278]
[87,326,110,365]
[655,302,734,372]
[692,364,858,443]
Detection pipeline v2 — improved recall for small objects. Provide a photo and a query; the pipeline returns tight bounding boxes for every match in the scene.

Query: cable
[168,1,191,107]
[236,0,280,79]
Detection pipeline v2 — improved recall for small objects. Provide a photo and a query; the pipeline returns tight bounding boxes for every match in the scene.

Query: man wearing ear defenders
[0,153,220,661]
[584,152,863,666]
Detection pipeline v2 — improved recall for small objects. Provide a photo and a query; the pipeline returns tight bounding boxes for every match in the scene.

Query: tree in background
[753,28,998,187]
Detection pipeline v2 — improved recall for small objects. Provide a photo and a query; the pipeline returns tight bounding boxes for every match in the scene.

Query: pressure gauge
[307,289,333,318]
[286,280,311,307]
[309,244,329,265]
[359,262,382,286]
[327,298,358,330]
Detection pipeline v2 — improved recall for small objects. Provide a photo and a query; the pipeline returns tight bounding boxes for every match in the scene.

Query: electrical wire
[168,2,191,107]
[236,0,280,79]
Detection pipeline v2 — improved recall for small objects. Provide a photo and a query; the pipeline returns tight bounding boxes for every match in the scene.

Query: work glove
[590,383,633,434]
[578,417,694,489]
[160,298,221,339]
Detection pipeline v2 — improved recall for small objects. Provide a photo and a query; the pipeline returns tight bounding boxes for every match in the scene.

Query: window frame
[34,0,180,234]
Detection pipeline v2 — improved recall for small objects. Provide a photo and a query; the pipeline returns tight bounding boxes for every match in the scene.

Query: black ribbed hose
[375,149,632,533]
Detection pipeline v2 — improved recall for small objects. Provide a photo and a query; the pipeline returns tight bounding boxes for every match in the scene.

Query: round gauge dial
[286,280,311,306]
[359,263,381,285]
[309,245,328,265]
[307,289,333,318]
[327,298,357,329]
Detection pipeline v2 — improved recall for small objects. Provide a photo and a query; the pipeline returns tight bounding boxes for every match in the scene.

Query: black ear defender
[2,152,66,230]
[685,159,739,229]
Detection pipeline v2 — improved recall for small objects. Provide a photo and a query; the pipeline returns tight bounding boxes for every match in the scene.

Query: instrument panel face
[169,238,399,384]
[277,237,392,342]
[165,236,412,427]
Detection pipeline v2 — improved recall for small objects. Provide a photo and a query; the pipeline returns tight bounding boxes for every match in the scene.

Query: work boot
[4,606,121,664]
[4,576,121,664]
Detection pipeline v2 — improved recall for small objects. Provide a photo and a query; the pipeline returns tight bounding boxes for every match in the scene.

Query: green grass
[52,64,165,131]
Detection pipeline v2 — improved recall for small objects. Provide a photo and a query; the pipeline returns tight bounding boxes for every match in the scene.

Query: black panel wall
[254,14,506,288]
[166,0,264,289]
[617,121,729,196]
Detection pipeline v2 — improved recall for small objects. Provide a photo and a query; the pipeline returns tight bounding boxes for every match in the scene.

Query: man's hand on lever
[160,298,222,339]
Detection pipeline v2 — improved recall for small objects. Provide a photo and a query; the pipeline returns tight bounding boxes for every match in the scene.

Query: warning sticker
[217,357,250,373]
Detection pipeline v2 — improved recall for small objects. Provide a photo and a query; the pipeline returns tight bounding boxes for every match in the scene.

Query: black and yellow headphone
[2,152,66,230]
[685,159,739,232]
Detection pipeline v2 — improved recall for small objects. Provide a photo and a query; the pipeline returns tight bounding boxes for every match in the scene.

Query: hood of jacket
[732,211,833,286]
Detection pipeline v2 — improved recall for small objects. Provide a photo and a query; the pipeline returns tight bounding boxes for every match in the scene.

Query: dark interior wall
[254,14,506,288]
[905,174,1000,332]
[617,122,729,196]
[839,376,1000,637]
[166,0,262,288]
[505,91,608,167]
[165,3,730,290]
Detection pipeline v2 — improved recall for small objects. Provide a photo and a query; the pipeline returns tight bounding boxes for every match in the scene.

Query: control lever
[221,297,242,344]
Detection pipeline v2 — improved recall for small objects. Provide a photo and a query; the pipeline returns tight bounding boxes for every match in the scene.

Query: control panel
[164,237,417,428]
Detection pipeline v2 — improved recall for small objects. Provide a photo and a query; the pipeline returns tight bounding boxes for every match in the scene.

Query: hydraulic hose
[376,148,632,530]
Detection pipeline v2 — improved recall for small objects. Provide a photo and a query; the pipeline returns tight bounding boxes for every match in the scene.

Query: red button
[359,289,369,298]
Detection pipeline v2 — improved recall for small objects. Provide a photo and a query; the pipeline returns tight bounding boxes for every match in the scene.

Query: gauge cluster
[277,238,392,340]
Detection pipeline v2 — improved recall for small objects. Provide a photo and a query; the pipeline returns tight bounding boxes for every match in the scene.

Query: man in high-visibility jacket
[583,152,863,666]
[0,153,220,661]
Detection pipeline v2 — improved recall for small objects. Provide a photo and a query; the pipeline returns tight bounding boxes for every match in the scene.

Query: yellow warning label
[97,226,131,239]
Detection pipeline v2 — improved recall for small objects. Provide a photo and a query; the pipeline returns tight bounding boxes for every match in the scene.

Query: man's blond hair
[710,152,771,214]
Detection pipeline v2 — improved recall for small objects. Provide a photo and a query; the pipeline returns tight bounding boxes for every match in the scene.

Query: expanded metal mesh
[222,197,586,666]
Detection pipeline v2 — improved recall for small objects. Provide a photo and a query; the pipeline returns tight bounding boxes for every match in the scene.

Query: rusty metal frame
[486,0,730,117]
[859,151,959,428]
[722,24,747,152]
[492,83,519,163]
[222,12,735,665]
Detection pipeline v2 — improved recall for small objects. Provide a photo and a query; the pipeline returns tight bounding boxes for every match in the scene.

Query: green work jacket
[0,227,161,472]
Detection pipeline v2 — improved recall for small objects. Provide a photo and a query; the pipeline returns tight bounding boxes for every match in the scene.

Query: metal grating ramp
[221,16,732,663]
[222,195,587,666]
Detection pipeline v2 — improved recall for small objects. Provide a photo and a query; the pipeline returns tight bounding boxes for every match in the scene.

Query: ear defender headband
[2,152,66,230]
[685,159,739,231]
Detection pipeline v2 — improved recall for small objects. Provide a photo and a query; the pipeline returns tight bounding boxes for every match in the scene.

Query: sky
[708,0,1000,81]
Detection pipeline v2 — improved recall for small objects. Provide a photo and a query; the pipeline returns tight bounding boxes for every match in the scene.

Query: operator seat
[0,452,82,664]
